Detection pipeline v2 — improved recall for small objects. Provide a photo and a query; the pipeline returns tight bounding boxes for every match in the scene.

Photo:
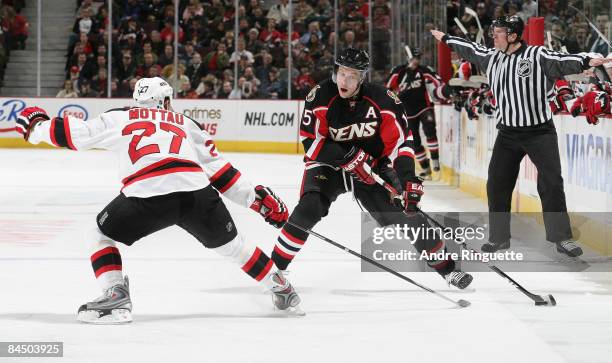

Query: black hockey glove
[402,178,424,213]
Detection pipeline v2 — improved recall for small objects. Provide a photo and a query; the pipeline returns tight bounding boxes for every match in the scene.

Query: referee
[431,16,610,257]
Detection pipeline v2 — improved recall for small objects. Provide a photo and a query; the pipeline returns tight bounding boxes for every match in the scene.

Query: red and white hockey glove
[550,95,569,114]
[570,91,610,125]
[250,185,289,228]
[550,80,574,114]
[340,147,375,185]
[15,106,50,140]
[403,179,424,213]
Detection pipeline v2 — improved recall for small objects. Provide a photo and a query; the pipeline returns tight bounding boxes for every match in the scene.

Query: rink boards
[436,103,612,255]
[0,97,305,153]
[0,96,609,253]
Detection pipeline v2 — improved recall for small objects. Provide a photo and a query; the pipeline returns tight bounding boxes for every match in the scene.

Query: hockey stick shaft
[362,164,551,304]
[285,220,469,308]
[416,208,551,304]
[569,5,612,48]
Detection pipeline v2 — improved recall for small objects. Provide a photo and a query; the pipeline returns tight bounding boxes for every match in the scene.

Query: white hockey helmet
[133,77,173,109]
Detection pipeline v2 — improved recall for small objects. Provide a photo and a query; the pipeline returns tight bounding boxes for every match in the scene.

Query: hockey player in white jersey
[16,77,303,323]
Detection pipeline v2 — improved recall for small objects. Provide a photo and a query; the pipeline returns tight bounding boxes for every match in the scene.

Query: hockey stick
[417,209,557,307]
[464,7,483,44]
[569,5,612,49]
[454,17,469,37]
[404,45,413,60]
[285,220,471,308]
[362,164,556,307]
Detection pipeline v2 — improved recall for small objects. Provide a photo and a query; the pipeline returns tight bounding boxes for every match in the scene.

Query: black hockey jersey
[300,79,416,184]
[386,64,447,116]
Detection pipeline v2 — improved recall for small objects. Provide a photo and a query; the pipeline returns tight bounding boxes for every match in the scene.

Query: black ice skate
[481,240,511,252]
[270,271,304,316]
[556,239,583,257]
[418,167,432,180]
[77,276,132,324]
[432,160,441,172]
[445,271,473,290]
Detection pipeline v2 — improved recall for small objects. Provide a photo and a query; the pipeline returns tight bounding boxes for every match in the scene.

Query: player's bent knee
[291,192,331,225]
[85,225,119,252]
[211,234,245,258]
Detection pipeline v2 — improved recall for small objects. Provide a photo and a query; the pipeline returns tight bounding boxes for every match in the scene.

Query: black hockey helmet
[490,15,524,39]
[335,48,370,72]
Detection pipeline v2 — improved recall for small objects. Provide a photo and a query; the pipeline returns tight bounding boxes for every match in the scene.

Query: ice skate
[481,240,511,252]
[77,276,132,324]
[556,239,583,257]
[418,167,432,180]
[269,271,304,316]
[432,159,441,172]
[445,271,473,290]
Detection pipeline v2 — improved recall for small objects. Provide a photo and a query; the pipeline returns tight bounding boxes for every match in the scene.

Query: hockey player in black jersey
[386,47,456,179]
[270,48,473,289]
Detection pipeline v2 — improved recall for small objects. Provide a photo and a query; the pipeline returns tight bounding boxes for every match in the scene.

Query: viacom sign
[565,133,612,193]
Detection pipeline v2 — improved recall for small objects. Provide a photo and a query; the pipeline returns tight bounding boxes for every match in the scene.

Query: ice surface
[0,150,610,363]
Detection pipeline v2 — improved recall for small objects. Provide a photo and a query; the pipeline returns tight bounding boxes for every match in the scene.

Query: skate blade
[77,309,132,324]
[274,305,306,317]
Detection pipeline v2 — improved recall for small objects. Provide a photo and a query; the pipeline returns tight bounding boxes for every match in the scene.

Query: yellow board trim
[0,138,56,149]
[214,141,300,154]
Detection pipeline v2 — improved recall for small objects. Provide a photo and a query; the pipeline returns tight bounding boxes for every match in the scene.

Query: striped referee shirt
[443,35,590,127]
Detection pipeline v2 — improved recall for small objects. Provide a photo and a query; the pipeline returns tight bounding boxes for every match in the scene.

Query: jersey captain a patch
[517,59,532,77]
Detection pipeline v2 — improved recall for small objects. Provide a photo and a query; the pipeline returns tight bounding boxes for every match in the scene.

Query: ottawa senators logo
[306,85,321,102]
[387,90,402,104]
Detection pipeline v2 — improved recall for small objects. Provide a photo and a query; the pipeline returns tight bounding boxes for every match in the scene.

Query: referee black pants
[487,122,573,244]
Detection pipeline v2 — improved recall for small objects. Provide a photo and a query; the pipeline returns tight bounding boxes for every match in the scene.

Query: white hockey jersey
[28,107,256,206]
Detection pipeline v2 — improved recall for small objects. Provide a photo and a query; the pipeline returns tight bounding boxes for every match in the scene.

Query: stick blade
[534,294,556,307]
[457,299,471,308]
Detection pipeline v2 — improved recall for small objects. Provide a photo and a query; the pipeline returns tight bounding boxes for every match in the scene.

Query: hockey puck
[457,299,471,308]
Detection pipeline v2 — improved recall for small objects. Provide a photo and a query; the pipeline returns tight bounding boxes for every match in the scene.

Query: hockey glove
[250,185,289,228]
[15,106,50,140]
[570,91,610,125]
[402,179,424,213]
[549,95,568,114]
[340,147,376,185]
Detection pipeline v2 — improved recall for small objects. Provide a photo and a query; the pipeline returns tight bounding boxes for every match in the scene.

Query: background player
[270,49,473,289]
[386,47,456,179]
[15,77,302,323]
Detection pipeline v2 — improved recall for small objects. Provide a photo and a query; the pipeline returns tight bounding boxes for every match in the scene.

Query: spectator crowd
[0,0,28,87]
[0,0,593,100]
[60,0,393,99]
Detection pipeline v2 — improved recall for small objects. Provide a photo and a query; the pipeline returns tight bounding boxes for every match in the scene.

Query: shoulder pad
[306,79,338,106]
[364,83,402,106]
[105,106,132,113]
[390,65,403,74]
[183,114,204,130]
